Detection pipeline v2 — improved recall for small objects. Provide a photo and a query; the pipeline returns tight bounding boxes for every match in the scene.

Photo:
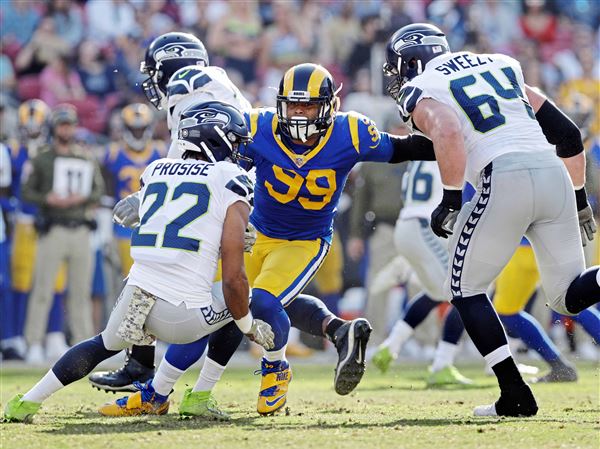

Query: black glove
[431,188,462,238]
[575,187,597,246]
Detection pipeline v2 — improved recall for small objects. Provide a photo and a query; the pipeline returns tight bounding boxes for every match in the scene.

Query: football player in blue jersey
[102,62,438,417]
[103,103,163,277]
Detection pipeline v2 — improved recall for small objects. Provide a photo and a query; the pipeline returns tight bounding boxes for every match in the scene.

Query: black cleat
[332,318,372,395]
[474,383,538,417]
[89,358,155,393]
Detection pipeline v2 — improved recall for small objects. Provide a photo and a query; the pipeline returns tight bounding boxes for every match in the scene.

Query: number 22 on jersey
[131,181,209,251]
[265,165,337,210]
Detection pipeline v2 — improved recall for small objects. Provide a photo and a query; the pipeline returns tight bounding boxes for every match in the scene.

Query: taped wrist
[389,134,436,163]
[535,101,583,158]
[441,188,462,210]
[575,187,588,211]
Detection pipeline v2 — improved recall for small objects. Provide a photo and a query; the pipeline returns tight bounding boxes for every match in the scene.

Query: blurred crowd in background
[0,0,599,364]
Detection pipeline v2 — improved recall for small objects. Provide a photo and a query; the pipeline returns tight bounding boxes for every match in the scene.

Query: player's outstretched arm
[526,85,596,245]
[221,201,274,349]
[412,98,466,238]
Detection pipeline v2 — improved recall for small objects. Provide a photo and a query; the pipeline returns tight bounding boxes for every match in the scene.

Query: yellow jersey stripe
[348,115,360,153]
[249,110,259,138]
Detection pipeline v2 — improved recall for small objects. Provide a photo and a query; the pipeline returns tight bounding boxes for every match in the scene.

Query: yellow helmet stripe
[282,66,295,96]
[307,67,327,98]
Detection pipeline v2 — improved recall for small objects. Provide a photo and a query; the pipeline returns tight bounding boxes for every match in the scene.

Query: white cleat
[473,403,498,417]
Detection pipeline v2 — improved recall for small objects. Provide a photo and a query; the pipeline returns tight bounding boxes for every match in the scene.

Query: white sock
[152,359,184,397]
[288,328,301,344]
[431,341,459,372]
[22,370,64,403]
[264,345,287,362]
[381,320,414,356]
[484,344,512,370]
[193,357,226,392]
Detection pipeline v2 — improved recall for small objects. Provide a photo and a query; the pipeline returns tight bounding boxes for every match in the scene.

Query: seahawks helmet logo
[393,32,447,52]
[153,43,206,63]
[179,108,231,130]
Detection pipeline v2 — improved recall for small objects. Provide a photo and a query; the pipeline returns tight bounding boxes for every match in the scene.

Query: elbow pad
[535,101,584,158]
[388,134,436,163]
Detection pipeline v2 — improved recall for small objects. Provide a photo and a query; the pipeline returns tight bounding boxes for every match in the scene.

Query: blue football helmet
[177,101,252,164]
[140,32,209,109]
[383,23,450,99]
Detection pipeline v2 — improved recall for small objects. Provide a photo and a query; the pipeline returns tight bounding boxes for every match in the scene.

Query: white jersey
[399,160,443,220]
[127,158,253,308]
[397,51,554,185]
[166,65,252,158]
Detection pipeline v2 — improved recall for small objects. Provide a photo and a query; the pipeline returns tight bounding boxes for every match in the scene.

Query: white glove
[244,223,257,253]
[578,206,597,246]
[113,192,140,228]
[246,319,275,350]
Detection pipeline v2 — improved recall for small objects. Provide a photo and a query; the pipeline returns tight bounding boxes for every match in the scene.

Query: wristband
[574,187,588,211]
[441,188,462,210]
[234,312,254,334]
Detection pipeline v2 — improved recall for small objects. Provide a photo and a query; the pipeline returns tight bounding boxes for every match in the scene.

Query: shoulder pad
[397,85,424,119]
[167,67,212,97]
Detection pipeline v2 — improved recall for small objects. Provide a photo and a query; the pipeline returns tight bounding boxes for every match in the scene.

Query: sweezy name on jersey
[151,161,213,177]
[434,54,494,76]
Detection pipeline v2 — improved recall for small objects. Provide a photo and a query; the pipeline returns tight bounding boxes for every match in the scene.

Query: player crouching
[3,101,273,423]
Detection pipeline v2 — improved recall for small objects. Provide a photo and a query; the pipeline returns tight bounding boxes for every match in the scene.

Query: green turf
[1,362,598,449]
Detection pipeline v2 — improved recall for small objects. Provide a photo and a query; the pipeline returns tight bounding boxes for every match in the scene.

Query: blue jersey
[241,108,394,240]
[8,142,37,216]
[103,142,163,238]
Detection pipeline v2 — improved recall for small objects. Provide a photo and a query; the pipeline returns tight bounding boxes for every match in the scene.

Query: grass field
[1,362,598,449]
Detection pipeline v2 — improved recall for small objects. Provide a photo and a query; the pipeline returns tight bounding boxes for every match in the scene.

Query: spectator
[85,0,137,45]
[76,40,118,99]
[519,0,558,45]
[319,2,360,67]
[208,0,262,85]
[345,15,383,76]
[21,104,104,363]
[39,51,85,107]
[258,0,315,73]
[47,0,84,49]
[0,42,16,97]
[15,16,71,76]
[0,0,41,50]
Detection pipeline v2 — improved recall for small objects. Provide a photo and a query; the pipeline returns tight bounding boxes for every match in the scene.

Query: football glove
[244,223,257,253]
[575,187,597,246]
[246,319,275,350]
[113,192,140,228]
[431,188,462,238]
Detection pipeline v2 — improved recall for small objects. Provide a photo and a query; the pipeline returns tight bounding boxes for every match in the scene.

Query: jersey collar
[270,115,334,168]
